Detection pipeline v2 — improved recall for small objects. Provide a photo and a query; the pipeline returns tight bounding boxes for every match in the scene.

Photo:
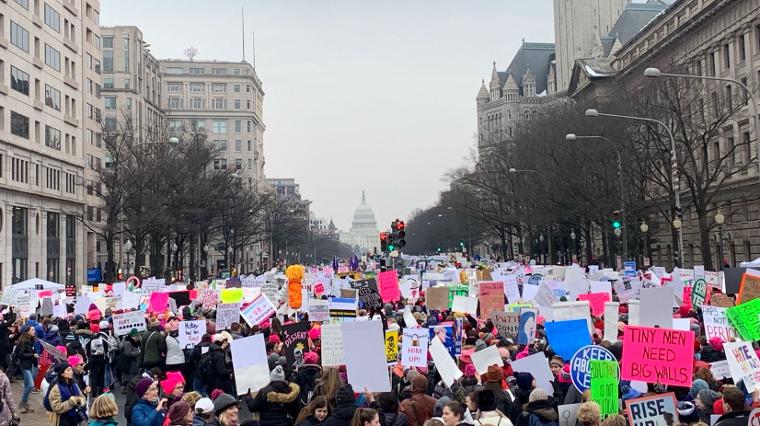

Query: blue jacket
[131,399,165,426]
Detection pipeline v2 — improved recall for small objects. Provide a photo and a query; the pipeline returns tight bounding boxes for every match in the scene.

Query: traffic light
[611,210,622,230]
[396,220,406,248]
[379,232,389,252]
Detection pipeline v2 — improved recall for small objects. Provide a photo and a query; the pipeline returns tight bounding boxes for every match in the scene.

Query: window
[190,67,204,75]
[45,44,61,71]
[14,0,29,9]
[234,100,241,110]
[11,111,29,139]
[168,119,183,131]
[739,35,746,61]
[191,98,203,109]
[122,37,130,72]
[212,68,226,75]
[727,136,735,167]
[189,83,204,92]
[709,52,716,76]
[103,77,114,89]
[104,116,116,130]
[168,82,182,92]
[213,159,227,170]
[248,140,252,151]
[247,121,252,132]
[166,67,182,75]
[235,159,242,170]
[102,36,113,49]
[10,66,30,95]
[44,4,60,32]
[235,140,241,152]
[234,84,241,92]
[234,120,241,132]
[11,158,29,183]
[213,140,227,151]
[103,49,113,71]
[233,68,240,75]
[11,21,30,52]
[45,125,61,150]
[168,97,183,110]
[248,159,252,169]
[743,131,751,164]
[211,98,225,109]
[94,34,100,51]
[723,44,731,69]
[123,77,130,89]
[211,83,226,93]
[712,91,720,116]
[212,120,227,133]
[45,84,61,111]
[104,96,116,110]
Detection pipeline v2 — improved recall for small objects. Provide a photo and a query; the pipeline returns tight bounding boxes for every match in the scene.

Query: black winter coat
[205,343,233,394]
[16,340,36,370]
[383,412,408,426]
[323,402,357,426]
[245,381,301,426]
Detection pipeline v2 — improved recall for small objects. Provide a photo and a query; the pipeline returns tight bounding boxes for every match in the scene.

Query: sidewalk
[8,381,48,426]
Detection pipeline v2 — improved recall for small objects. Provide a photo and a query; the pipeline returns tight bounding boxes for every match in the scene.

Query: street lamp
[539,234,545,264]
[123,239,133,275]
[585,108,684,267]
[713,210,730,268]
[509,168,537,174]
[566,133,627,259]
[570,229,577,262]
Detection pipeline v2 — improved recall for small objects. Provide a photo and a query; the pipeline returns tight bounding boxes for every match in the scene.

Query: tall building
[159,59,265,187]
[340,191,380,254]
[0,0,102,288]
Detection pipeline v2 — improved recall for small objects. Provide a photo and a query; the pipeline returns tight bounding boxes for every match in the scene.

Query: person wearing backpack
[45,362,87,426]
[202,336,233,395]
[142,320,167,372]
[85,322,111,398]
[190,334,212,396]
[120,329,142,391]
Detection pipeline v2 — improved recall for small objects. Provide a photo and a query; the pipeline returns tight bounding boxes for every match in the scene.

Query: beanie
[484,365,503,383]
[336,384,355,405]
[54,362,71,376]
[166,401,191,425]
[690,379,709,399]
[67,355,84,367]
[515,372,534,391]
[160,371,185,395]
[213,393,238,416]
[677,401,700,424]
[270,365,286,382]
[268,334,282,344]
[529,388,549,403]
[308,327,321,341]
[135,378,155,399]
[304,351,319,365]
[99,320,110,331]
[477,389,497,411]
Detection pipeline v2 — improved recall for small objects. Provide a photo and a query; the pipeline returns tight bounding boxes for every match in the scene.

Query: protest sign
[112,311,147,336]
[65,283,76,298]
[478,282,504,318]
[448,285,470,308]
[216,302,242,331]
[577,292,610,317]
[534,282,558,308]
[705,271,722,289]
[282,322,310,368]
[429,337,462,387]
[491,311,519,339]
[321,323,346,366]
[426,287,450,311]
[544,319,592,361]
[503,276,521,304]
[590,281,613,297]
[709,360,731,380]
[451,295,478,315]
[149,292,169,313]
[314,282,326,298]
[570,345,618,392]
[220,288,243,304]
[628,300,640,326]
[590,360,619,418]
[74,295,91,315]
[230,334,270,395]
[603,302,620,343]
[40,297,53,317]
[638,286,674,328]
[240,293,276,327]
[558,404,581,426]
[329,297,357,320]
[625,393,678,426]
[517,309,537,345]
[702,305,738,342]
[309,299,329,322]
[178,320,206,349]
[377,270,401,303]
[429,321,462,358]
[261,282,279,303]
[512,352,554,394]
[691,279,710,307]
[339,288,357,299]
[350,278,382,309]
[471,345,503,374]
[738,272,760,304]
[401,327,429,367]
[710,293,734,307]
[724,341,760,392]
[341,320,391,392]
[385,329,399,365]
[725,298,760,341]
[553,301,593,334]
[521,284,538,302]
[621,326,694,387]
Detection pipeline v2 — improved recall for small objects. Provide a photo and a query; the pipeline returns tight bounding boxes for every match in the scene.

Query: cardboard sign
[282,322,310,368]
[724,341,760,392]
[479,282,504,319]
[471,344,503,374]
[725,298,760,341]
[738,272,760,304]
[401,327,429,367]
[216,302,242,330]
[341,320,391,392]
[240,293,276,327]
[230,334,270,395]
[178,320,206,349]
[511,352,554,394]
[491,311,519,338]
[429,337,462,387]
[570,345,618,393]
[112,311,147,336]
[577,292,610,317]
[590,360,619,418]
[321,323,345,367]
[702,305,738,342]
[621,326,694,387]
[517,309,537,345]
[426,287,450,311]
[625,393,678,426]
[385,329,399,365]
[545,319,592,360]
[350,278,382,309]
[710,293,734,307]
[309,299,329,322]
[377,271,401,303]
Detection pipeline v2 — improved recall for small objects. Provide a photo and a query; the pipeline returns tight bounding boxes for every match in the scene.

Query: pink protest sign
[314,282,325,298]
[577,292,610,317]
[149,292,169,313]
[479,282,505,319]
[378,270,401,303]
[621,325,694,387]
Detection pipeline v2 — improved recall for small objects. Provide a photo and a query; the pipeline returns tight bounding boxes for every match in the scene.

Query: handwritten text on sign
[401,327,429,368]
[621,326,694,387]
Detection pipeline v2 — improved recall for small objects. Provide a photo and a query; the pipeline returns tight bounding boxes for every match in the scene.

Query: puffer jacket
[245,381,301,426]
[131,399,165,426]
[526,400,558,426]
[164,334,185,367]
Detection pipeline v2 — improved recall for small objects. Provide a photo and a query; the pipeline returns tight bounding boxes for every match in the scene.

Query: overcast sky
[101,0,555,232]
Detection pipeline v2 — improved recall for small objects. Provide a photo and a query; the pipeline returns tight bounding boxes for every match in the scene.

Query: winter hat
[99,320,110,331]
[304,351,319,365]
[713,399,725,415]
[54,362,71,376]
[690,379,709,399]
[529,388,549,403]
[308,327,321,341]
[336,384,356,405]
[677,401,700,424]
[277,356,287,367]
[68,355,84,367]
[268,334,282,344]
[474,340,487,351]
[213,393,238,416]
[267,353,280,370]
[90,323,100,333]
[182,391,201,407]
[484,365,503,383]
[708,337,724,351]
[195,398,214,415]
[620,383,642,401]
[698,389,721,409]
[498,347,510,359]
[515,372,534,391]
[477,389,497,411]
[135,378,155,398]
[161,371,185,395]
[166,401,191,425]
[464,364,477,377]
[270,365,286,382]
[549,356,564,368]
[411,374,428,392]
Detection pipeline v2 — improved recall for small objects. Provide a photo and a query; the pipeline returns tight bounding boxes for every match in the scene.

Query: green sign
[447,285,469,308]
[590,360,619,418]
[691,279,709,307]
[726,298,760,341]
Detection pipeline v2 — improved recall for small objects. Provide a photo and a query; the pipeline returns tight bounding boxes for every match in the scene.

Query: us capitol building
[339,192,380,254]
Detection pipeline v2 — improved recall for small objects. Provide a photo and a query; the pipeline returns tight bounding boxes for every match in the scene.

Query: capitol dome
[340,191,380,253]
[350,191,378,232]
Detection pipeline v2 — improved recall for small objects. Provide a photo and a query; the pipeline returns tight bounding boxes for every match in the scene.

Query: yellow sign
[220,288,244,304]
[385,329,399,365]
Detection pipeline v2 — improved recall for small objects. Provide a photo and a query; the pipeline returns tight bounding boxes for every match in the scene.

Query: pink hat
[498,347,510,359]
[464,364,477,377]
[68,355,84,366]
[515,345,530,360]
[308,327,321,341]
[304,351,320,365]
[709,337,724,351]
[56,345,67,355]
[536,315,545,325]
[268,334,282,344]
[160,371,185,395]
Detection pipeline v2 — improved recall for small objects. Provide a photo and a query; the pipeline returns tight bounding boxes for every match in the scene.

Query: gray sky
[102,0,555,232]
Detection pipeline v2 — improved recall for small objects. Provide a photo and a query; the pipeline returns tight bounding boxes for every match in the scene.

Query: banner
[320,323,345,367]
[590,360,618,418]
[625,394,678,426]
[724,341,760,392]
[178,320,206,349]
[282,322,311,368]
[702,305,738,342]
[112,311,147,336]
[309,299,329,322]
[230,334,270,395]
[725,298,760,341]
[377,271,401,303]
[491,311,519,339]
[621,326,694,387]
[240,293,276,327]
[385,329,399,365]
[216,302,242,331]
[350,278,382,309]
[478,282,504,319]
[401,327,429,368]
[341,320,391,392]
[544,319,591,360]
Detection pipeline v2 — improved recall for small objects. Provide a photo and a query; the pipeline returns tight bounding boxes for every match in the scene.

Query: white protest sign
[178,320,205,349]
[230,334,270,395]
[309,300,329,322]
[552,301,592,334]
[240,293,276,327]
[471,345,503,374]
[451,295,478,315]
[639,286,674,328]
[534,283,558,308]
[429,337,462,387]
[320,323,345,367]
[521,284,539,302]
[112,311,147,336]
[401,327,429,368]
[503,275,521,304]
[75,295,91,315]
[121,291,142,310]
[628,300,640,326]
[216,303,242,330]
[603,302,619,343]
[724,341,760,392]
[511,352,554,394]
[558,404,582,426]
[709,360,731,380]
[341,320,391,392]
[589,281,612,297]
[403,308,418,329]
[565,279,590,302]
[702,305,738,342]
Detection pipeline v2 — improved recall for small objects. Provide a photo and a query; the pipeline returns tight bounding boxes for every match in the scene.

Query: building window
[248,159,252,169]
[12,207,29,282]
[247,121,252,132]
[44,4,60,32]
[104,116,116,130]
[11,111,29,139]
[211,83,226,93]
[168,82,182,92]
[739,34,746,61]
[10,66,30,95]
[213,159,227,170]
[45,85,61,111]
[212,120,227,134]
[168,97,183,110]
[234,84,241,92]
[14,0,29,9]
[103,50,113,72]
[190,67,204,75]
[234,120,241,132]
[10,21,30,53]
[741,78,749,105]
[190,83,204,92]
[743,131,751,164]
[212,68,226,75]
[45,125,61,150]
[211,98,225,109]
[102,36,113,49]
[723,44,731,69]
[247,140,252,151]
[103,77,114,89]
[45,44,61,71]
[104,96,116,110]
[166,67,182,75]
[190,98,203,110]
[235,140,241,152]
[214,140,227,151]
[234,100,241,110]
[122,37,130,72]
[725,85,732,109]
[709,52,716,76]
[235,159,242,170]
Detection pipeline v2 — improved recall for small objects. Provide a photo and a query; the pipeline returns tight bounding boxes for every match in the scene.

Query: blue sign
[545,319,592,361]
[570,345,618,393]
[87,267,101,283]
[623,261,637,278]
[527,274,543,286]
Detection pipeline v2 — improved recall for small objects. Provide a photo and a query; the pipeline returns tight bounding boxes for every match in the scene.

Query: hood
[298,364,322,381]
[266,382,300,404]
[527,400,558,422]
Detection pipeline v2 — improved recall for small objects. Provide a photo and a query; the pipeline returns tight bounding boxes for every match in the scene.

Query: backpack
[197,352,214,383]
[89,335,106,357]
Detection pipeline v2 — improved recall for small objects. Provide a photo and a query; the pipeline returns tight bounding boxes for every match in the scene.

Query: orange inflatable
[286,264,305,309]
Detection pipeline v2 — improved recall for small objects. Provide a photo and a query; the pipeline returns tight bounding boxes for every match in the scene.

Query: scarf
[57,380,82,420]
